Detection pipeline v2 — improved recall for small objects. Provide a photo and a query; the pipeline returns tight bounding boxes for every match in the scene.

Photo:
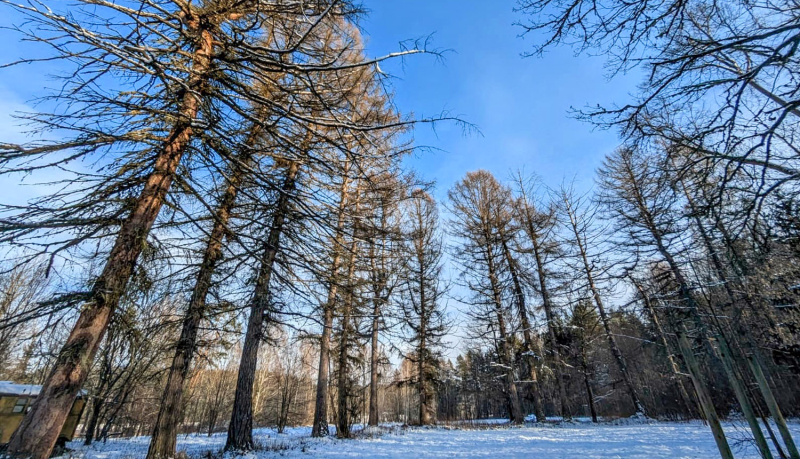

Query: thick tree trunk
[335,268,356,439]
[147,149,251,459]
[5,25,213,459]
[225,162,299,451]
[312,302,334,437]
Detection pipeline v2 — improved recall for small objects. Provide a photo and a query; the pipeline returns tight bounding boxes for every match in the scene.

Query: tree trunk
[147,146,251,459]
[83,398,103,446]
[5,25,214,459]
[418,312,434,425]
[628,171,768,452]
[225,161,300,451]
[499,236,545,422]
[336,191,362,439]
[677,328,734,459]
[368,295,381,426]
[713,336,773,459]
[564,201,645,416]
[580,348,598,423]
[368,227,390,427]
[524,219,571,419]
[633,280,697,419]
[748,355,800,459]
[680,175,798,455]
[312,168,352,438]
[485,246,524,425]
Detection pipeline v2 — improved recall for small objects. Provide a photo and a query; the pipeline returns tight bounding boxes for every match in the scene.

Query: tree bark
[368,226,390,427]
[225,161,300,451]
[580,347,598,423]
[336,189,362,439]
[499,235,545,422]
[147,143,252,459]
[677,328,734,459]
[418,290,434,425]
[368,296,381,427]
[633,280,697,418]
[527,227,571,419]
[5,23,214,459]
[83,397,103,446]
[312,167,352,438]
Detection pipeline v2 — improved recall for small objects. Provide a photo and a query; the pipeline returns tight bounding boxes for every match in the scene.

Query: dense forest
[0,1,798,459]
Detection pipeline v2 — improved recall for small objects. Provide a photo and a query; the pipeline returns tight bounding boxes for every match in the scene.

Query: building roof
[0,381,87,397]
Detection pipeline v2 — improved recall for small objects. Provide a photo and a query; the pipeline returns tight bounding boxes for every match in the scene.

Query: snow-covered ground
[61,420,800,459]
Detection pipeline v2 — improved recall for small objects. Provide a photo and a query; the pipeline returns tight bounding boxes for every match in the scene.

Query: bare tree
[398,190,449,425]
[448,170,524,425]
[556,185,646,416]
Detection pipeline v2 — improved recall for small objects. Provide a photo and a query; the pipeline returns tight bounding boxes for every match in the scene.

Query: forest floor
[60,419,800,459]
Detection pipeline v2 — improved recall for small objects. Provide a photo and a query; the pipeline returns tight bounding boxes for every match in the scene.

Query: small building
[0,381,86,446]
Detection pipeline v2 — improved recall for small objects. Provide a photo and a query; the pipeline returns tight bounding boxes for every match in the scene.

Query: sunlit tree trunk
[148,137,254,459]
[5,22,214,459]
[226,161,300,451]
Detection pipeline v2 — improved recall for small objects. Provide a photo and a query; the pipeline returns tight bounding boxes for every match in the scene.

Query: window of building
[12,397,27,413]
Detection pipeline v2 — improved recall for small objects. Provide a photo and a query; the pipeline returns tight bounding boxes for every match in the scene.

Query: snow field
[60,420,800,459]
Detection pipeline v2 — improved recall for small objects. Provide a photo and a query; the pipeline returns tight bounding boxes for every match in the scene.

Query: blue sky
[0,1,641,354]
[0,0,639,204]
[361,0,639,202]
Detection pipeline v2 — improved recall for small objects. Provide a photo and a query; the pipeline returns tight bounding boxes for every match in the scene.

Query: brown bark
[225,161,300,451]
[5,23,214,459]
[147,148,251,459]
